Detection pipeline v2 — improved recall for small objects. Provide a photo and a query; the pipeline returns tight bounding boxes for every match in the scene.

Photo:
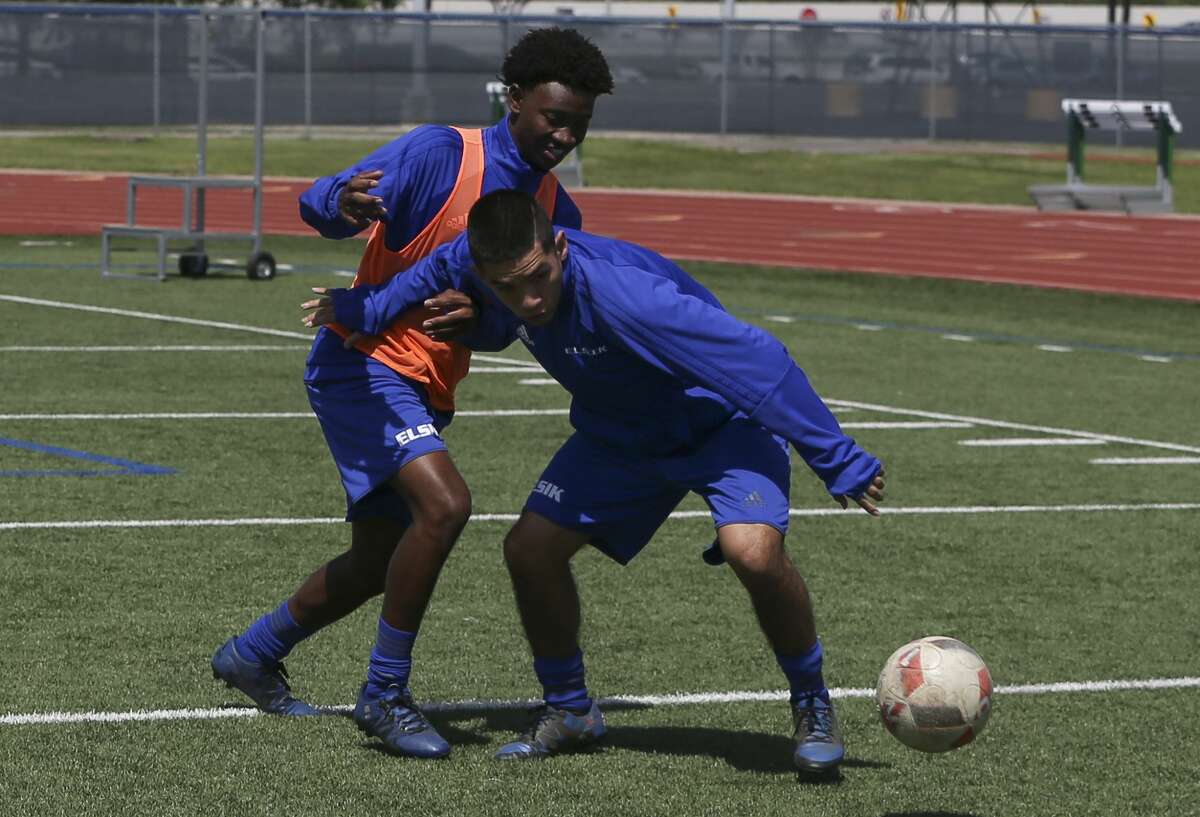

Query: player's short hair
[500,27,614,97]
[467,190,555,269]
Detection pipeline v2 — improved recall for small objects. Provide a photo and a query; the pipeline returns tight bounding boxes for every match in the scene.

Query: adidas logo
[742,491,766,508]
[444,214,468,232]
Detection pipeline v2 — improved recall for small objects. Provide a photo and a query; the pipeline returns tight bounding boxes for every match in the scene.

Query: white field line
[0,409,571,421]
[0,413,959,428]
[4,503,1199,531]
[0,295,543,371]
[0,294,313,340]
[519,378,560,386]
[841,421,973,430]
[4,676,1198,727]
[1091,457,1200,465]
[826,399,1200,455]
[958,437,1108,447]
[0,345,312,352]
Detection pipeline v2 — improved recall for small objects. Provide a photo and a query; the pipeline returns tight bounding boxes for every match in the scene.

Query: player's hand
[301,287,336,328]
[421,289,478,341]
[836,466,886,516]
[301,287,368,349]
[337,170,388,228]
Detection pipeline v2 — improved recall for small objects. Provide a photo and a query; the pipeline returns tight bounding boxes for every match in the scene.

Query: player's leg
[684,417,843,775]
[495,433,683,760]
[344,413,469,759]
[211,513,406,716]
[288,516,405,630]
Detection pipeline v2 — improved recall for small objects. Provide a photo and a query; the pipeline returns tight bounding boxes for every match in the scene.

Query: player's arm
[301,234,519,351]
[596,267,884,508]
[298,137,420,240]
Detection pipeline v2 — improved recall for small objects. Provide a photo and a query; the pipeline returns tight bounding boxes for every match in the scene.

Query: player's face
[478,232,568,326]
[508,82,597,172]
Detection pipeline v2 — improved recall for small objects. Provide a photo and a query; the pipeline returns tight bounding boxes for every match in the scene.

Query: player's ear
[554,231,569,263]
[507,85,523,115]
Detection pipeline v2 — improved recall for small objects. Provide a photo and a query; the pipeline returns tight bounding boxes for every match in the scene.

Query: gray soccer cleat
[791,694,844,774]
[495,701,607,759]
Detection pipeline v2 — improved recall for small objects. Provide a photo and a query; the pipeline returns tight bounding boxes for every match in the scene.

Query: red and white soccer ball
[876,636,993,753]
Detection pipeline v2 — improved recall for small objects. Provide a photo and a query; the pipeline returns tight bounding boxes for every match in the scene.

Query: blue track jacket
[299,119,582,378]
[330,229,882,498]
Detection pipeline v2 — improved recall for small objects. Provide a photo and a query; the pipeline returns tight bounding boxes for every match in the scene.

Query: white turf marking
[0,294,313,340]
[942,334,976,342]
[0,409,570,421]
[958,437,1108,447]
[0,295,544,372]
[826,399,1200,456]
[1139,355,1172,364]
[4,503,1199,531]
[472,354,542,369]
[4,676,1198,727]
[0,345,310,352]
[840,421,973,430]
[1037,344,1073,353]
[764,315,795,323]
[1091,457,1200,466]
[519,378,559,386]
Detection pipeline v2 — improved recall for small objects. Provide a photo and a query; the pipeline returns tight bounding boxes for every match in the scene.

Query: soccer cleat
[353,684,450,759]
[701,537,726,566]
[495,701,607,760]
[210,636,320,717]
[791,694,845,774]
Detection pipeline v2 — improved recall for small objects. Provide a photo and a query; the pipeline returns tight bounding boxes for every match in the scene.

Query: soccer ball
[876,636,993,753]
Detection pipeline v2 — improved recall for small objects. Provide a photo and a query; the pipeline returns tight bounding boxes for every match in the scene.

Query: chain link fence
[2,4,1197,147]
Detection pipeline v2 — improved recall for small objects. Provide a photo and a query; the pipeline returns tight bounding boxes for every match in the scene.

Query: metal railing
[2,4,1197,147]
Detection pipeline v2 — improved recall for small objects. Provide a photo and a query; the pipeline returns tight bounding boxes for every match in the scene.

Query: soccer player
[211,29,614,760]
[301,190,887,775]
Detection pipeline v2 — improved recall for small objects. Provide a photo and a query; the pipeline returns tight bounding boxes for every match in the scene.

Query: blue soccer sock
[776,640,830,704]
[234,601,313,666]
[534,649,593,713]
[364,618,416,698]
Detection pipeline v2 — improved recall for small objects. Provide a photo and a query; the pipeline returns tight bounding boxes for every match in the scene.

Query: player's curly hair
[500,27,614,97]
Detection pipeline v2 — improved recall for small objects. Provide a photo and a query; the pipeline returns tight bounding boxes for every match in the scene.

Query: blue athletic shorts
[306,369,452,521]
[524,416,791,564]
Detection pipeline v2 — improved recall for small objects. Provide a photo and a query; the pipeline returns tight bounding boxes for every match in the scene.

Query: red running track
[2,170,1198,301]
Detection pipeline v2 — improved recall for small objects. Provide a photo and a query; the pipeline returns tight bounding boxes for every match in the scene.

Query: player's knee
[413,484,472,541]
[721,535,785,578]
[502,527,547,574]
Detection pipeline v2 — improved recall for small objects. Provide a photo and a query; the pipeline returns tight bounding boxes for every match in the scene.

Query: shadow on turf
[380,705,891,776]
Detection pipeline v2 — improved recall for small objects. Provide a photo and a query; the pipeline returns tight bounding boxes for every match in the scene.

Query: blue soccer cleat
[353,684,450,759]
[211,637,320,716]
[495,701,607,760]
[791,694,844,774]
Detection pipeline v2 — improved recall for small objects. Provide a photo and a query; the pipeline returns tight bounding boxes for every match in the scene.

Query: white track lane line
[4,503,1198,531]
[3,676,1198,727]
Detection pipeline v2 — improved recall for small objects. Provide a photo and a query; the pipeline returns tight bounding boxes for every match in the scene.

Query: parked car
[842,51,949,84]
[698,52,809,82]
